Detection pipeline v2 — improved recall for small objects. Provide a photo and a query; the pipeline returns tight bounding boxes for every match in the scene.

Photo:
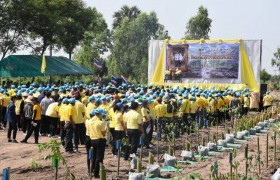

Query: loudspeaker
[260,84,267,95]
[259,84,268,110]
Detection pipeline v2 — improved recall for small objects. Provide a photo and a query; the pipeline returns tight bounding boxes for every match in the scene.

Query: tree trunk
[49,44,53,56]
[69,53,72,60]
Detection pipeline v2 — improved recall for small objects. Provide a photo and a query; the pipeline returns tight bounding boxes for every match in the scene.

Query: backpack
[167,104,173,113]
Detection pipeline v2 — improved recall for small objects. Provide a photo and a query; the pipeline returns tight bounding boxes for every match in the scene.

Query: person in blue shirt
[5,96,18,143]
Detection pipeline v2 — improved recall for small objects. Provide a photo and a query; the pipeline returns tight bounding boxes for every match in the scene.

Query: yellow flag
[41,54,46,73]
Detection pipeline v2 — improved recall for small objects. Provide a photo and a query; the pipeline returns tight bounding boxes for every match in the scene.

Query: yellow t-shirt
[190,101,198,114]
[108,107,115,128]
[8,89,15,97]
[82,96,89,106]
[33,104,41,120]
[163,103,173,118]
[141,107,150,122]
[59,104,67,121]
[85,118,92,136]
[74,101,86,124]
[114,111,124,131]
[65,105,76,122]
[89,116,106,140]
[86,102,96,119]
[100,103,109,120]
[196,97,205,109]
[155,104,165,118]
[2,96,11,107]
[15,99,22,115]
[244,97,250,108]
[148,103,156,120]
[207,98,216,113]
[263,95,273,106]
[46,102,59,118]
[216,98,224,109]
[182,99,191,113]
[125,110,142,130]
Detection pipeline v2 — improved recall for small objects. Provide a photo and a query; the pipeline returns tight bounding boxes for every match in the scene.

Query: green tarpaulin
[0,55,92,77]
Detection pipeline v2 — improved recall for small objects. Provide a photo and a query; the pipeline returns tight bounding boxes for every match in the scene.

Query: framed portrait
[167,43,188,72]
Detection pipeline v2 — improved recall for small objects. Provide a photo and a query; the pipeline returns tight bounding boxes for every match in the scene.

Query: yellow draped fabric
[151,39,259,92]
[240,41,259,92]
[151,40,167,83]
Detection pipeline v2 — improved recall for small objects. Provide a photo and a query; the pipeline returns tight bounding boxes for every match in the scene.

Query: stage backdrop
[148,39,261,92]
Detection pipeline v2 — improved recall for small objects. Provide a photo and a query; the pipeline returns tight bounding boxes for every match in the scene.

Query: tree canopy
[272,48,280,71]
[185,6,212,39]
[112,5,141,30]
[108,11,169,83]
[0,0,27,60]
[260,69,271,83]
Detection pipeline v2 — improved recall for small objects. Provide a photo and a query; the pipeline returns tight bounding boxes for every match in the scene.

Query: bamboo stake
[266,133,269,168]
[274,131,277,162]
[245,144,248,178]
[257,137,261,175]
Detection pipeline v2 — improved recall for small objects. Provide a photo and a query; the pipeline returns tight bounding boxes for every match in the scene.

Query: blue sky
[84,0,279,74]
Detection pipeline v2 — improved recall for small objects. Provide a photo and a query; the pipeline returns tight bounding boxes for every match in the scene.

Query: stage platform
[150,82,248,91]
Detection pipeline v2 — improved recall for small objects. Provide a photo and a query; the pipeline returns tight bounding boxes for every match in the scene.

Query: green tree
[112,5,141,30]
[20,0,64,55]
[260,69,271,83]
[19,0,95,56]
[185,6,212,39]
[74,10,111,76]
[0,0,27,60]
[56,1,93,59]
[109,11,169,83]
[272,48,280,70]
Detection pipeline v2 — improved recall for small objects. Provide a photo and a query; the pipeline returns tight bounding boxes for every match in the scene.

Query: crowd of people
[0,82,274,178]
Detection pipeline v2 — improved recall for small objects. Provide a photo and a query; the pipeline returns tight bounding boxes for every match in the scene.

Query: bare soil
[0,118,279,180]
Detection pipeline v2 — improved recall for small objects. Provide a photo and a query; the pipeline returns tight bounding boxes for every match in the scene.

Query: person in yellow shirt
[8,85,15,97]
[82,90,90,106]
[181,94,190,129]
[86,96,96,119]
[73,94,86,152]
[109,101,117,156]
[163,96,174,119]
[154,98,165,140]
[21,97,41,144]
[162,97,174,139]
[88,108,107,178]
[64,98,76,153]
[196,94,206,128]
[243,94,250,115]
[263,92,273,109]
[45,100,60,137]
[141,100,153,149]
[216,94,225,124]
[0,93,10,129]
[114,103,125,148]
[85,109,95,174]
[207,94,216,125]
[58,98,69,147]
[15,94,24,130]
[124,102,144,158]
[190,97,198,123]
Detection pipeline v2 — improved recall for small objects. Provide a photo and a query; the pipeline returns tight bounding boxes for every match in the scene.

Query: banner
[165,42,240,79]
[148,39,261,92]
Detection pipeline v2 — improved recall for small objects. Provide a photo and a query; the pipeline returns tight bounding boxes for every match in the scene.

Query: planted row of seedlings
[126,107,280,180]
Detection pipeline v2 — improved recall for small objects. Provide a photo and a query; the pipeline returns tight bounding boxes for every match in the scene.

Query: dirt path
[0,122,279,180]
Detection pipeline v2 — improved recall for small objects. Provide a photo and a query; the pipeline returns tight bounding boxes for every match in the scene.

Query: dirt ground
[0,119,279,180]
